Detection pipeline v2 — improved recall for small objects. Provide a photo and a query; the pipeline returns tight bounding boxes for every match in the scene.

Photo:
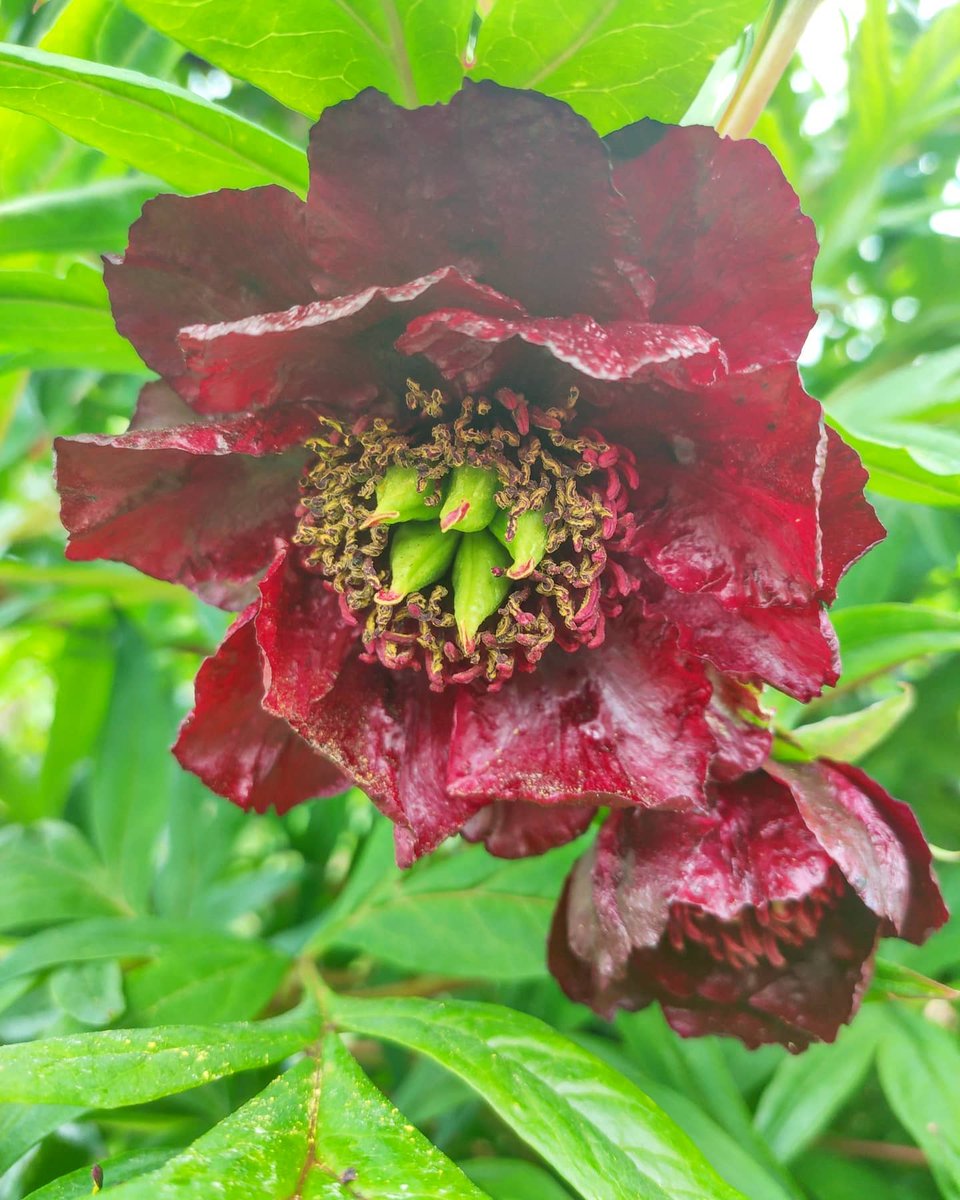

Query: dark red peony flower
[56,82,884,864]
[548,758,947,1050]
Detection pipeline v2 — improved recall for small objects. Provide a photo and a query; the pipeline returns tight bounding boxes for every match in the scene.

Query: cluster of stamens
[666,868,848,971]
[294,381,638,689]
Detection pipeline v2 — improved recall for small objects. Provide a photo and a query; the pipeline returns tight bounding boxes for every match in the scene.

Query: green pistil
[491,508,549,580]
[372,465,549,643]
[452,531,511,652]
[377,521,460,604]
[438,465,500,533]
[362,465,439,528]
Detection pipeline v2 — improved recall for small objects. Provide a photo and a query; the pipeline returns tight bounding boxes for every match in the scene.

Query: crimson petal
[397,310,726,393]
[174,608,349,813]
[705,673,773,782]
[608,123,818,373]
[255,546,484,866]
[642,577,840,702]
[447,610,714,810]
[179,267,523,415]
[627,368,826,609]
[308,82,648,319]
[462,801,596,859]
[105,187,317,401]
[768,759,948,942]
[56,407,315,608]
[818,427,885,601]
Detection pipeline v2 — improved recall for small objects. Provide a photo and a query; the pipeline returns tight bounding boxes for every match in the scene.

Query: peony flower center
[666,868,848,971]
[294,381,639,689]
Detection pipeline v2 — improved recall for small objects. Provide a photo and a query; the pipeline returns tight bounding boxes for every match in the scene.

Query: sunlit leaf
[787,685,914,761]
[334,994,746,1200]
[832,604,960,689]
[102,1036,486,1199]
[472,0,764,131]
[0,265,145,373]
[0,1007,319,1107]
[825,347,960,507]
[0,43,307,194]
[122,0,475,114]
[22,1151,172,1200]
[0,178,161,256]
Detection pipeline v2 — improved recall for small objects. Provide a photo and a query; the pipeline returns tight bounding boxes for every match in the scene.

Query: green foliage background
[0,0,959,1197]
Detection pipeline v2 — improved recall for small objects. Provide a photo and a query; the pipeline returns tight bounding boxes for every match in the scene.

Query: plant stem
[822,1137,928,1167]
[717,0,824,139]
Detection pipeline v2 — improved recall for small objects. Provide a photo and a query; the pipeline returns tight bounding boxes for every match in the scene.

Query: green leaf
[101,1037,486,1199]
[333,994,745,1200]
[0,43,307,194]
[613,1011,801,1200]
[472,0,764,132]
[325,840,582,979]
[787,685,914,762]
[460,1157,573,1200]
[0,1007,319,1107]
[0,823,124,933]
[0,1104,86,1175]
[832,604,960,690]
[88,621,175,911]
[124,940,289,1025]
[753,1010,882,1163]
[34,628,116,823]
[0,266,145,373]
[0,177,161,256]
[0,915,272,989]
[0,0,183,199]
[876,1006,960,1199]
[580,1028,801,1200]
[49,960,126,1027]
[22,1150,172,1199]
[869,957,960,1002]
[825,347,960,507]
[122,0,475,114]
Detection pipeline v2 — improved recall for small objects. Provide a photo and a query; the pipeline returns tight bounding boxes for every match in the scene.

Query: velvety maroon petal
[609,123,817,373]
[174,608,348,813]
[127,381,201,431]
[705,673,773,783]
[56,408,314,607]
[549,784,881,1048]
[179,268,523,415]
[397,310,726,393]
[768,760,948,942]
[662,896,877,1049]
[255,546,484,866]
[254,546,360,720]
[105,187,317,400]
[447,611,714,810]
[818,427,885,601]
[461,801,595,859]
[308,82,648,319]
[642,577,840,702]
[627,369,826,609]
